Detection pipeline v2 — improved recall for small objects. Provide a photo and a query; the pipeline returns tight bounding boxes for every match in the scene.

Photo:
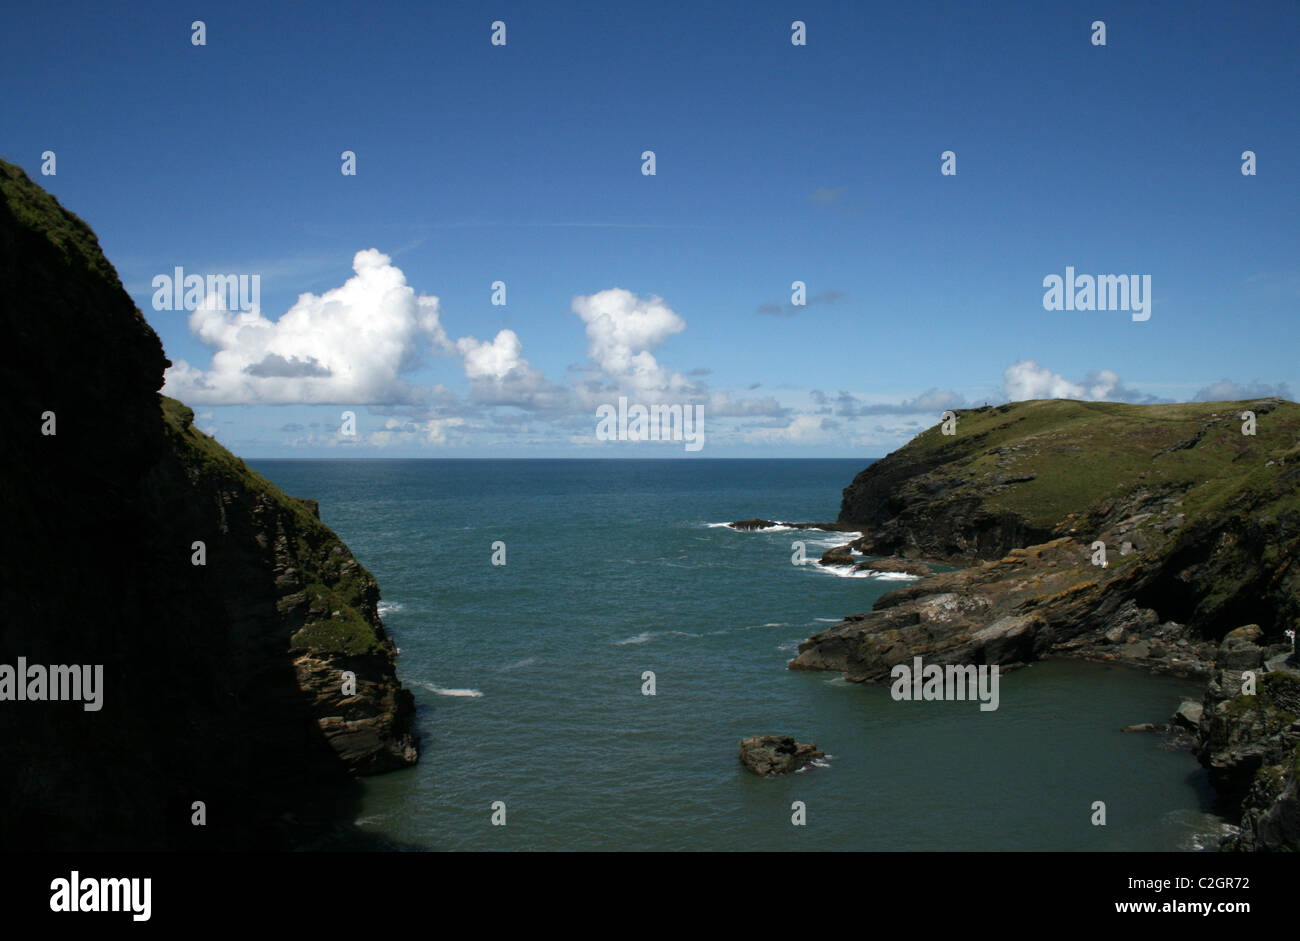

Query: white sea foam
[378,601,404,616]
[1188,824,1238,852]
[615,632,655,645]
[813,563,920,581]
[1170,813,1238,852]
[802,531,862,549]
[812,564,875,579]
[814,617,840,623]
[707,521,795,532]
[419,682,484,698]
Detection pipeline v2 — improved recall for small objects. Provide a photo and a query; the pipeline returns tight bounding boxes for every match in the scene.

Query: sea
[249,458,1231,851]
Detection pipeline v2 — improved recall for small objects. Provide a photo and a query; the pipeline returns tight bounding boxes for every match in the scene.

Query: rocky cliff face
[794,398,1300,849]
[1195,626,1300,851]
[0,160,417,850]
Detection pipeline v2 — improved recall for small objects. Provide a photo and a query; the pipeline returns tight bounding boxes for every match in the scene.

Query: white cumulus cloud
[1002,360,1157,403]
[164,249,451,405]
[1003,360,1092,400]
[571,288,689,395]
[455,329,564,408]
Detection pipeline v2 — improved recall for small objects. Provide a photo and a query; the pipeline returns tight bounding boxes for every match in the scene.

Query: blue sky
[4,0,1297,456]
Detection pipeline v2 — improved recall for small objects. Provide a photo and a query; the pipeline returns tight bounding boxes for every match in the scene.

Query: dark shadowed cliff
[0,159,417,850]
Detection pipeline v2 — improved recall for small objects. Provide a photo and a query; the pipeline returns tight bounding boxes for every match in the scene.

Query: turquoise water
[251,459,1226,851]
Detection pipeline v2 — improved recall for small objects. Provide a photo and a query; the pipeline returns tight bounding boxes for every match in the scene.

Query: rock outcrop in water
[0,159,417,850]
[785,399,1300,849]
[728,519,852,532]
[739,736,824,775]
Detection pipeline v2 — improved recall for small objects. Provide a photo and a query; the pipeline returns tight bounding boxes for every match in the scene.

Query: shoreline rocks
[1172,699,1204,732]
[852,557,933,577]
[762,398,1300,849]
[1194,627,1300,851]
[814,546,934,578]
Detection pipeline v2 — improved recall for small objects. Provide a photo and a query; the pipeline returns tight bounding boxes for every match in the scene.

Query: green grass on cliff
[0,160,120,286]
[903,398,1300,532]
[161,395,385,657]
[160,396,322,519]
[291,582,384,657]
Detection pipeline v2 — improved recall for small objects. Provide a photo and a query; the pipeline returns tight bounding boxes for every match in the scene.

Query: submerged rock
[739,736,824,776]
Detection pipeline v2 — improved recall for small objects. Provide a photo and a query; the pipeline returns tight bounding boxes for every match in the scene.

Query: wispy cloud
[809,186,847,206]
[123,250,355,298]
[1193,378,1292,401]
[756,290,844,316]
[425,221,721,230]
